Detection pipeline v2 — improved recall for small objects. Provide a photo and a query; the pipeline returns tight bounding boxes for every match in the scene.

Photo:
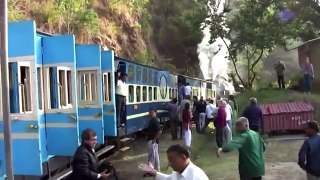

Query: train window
[20,66,32,112]
[169,88,172,98]
[58,69,73,109]
[213,90,216,98]
[128,85,134,103]
[193,89,199,97]
[142,86,147,101]
[136,66,142,83]
[148,87,152,101]
[174,89,178,98]
[143,68,148,84]
[153,87,158,100]
[128,64,134,82]
[136,86,141,102]
[37,67,43,110]
[103,73,112,102]
[148,69,153,84]
[78,71,98,104]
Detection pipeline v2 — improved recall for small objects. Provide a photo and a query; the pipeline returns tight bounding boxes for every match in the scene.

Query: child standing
[182,102,192,147]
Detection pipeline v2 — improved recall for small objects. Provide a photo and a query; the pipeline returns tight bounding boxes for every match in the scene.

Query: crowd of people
[68,90,320,180]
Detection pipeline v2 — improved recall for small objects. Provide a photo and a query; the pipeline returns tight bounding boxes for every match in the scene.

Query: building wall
[298,41,320,90]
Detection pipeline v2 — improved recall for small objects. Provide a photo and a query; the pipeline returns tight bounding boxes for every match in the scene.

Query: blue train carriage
[115,57,174,135]
[1,20,80,178]
[0,81,4,179]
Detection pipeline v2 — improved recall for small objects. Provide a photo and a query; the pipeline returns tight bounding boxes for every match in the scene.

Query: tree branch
[249,48,264,71]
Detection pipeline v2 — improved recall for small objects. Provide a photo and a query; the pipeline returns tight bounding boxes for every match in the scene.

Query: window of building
[136,66,142,83]
[142,86,147,101]
[136,86,141,102]
[148,87,152,101]
[128,85,134,103]
[143,68,148,84]
[37,67,43,110]
[103,73,112,102]
[78,71,97,104]
[128,64,134,82]
[9,62,33,113]
[153,87,158,101]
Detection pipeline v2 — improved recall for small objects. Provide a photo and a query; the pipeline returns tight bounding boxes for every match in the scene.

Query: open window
[136,86,141,102]
[9,62,33,113]
[37,67,43,110]
[128,85,134,103]
[78,70,98,105]
[153,87,158,101]
[148,87,152,101]
[103,73,112,103]
[46,67,73,110]
[142,86,147,102]
[169,88,172,98]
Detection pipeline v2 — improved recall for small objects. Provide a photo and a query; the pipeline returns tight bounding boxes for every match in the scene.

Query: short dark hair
[172,98,178,103]
[167,144,190,158]
[81,128,96,142]
[149,108,157,113]
[307,121,319,132]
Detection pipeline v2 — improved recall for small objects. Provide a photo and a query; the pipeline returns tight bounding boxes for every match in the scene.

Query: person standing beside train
[179,96,192,139]
[182,102,192,148]
[115,72,128,128]
[183,83,192,99]
[166,98,179,140]
[145,108,162,174]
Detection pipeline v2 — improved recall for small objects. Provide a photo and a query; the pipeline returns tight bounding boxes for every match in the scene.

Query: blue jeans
[304,74,313,93]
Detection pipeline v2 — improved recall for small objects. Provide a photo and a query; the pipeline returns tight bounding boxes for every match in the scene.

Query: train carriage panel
[76,45,104,144]
[6,20,43,175]
[101,51,117,137]
[42,35,79,156]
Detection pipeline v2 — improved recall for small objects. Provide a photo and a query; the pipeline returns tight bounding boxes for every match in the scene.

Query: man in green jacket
[217,117,266,180]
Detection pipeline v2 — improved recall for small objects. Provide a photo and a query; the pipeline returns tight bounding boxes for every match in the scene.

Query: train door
[157,71,169,122]
[101,51,117,137]
[42,35,79,156]
[76,45,104,144]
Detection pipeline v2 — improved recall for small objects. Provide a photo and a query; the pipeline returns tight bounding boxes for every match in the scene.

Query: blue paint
[10,120,38,133]
[12,139,42,175]
[8,20,36,57]
[76,44,101,68]
[42,35,79,156]
[42,35,76,64]
[49,67,59,109]
[76,44,104,144]
[9,62,19,113]
[0,133,5,177]
[101,51,117,137]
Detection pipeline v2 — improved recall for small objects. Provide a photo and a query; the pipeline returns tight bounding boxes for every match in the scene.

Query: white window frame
[37,67,44,111]
[142,86,147,102]
[17,62,33,114]
[43,65,75,113]
[127,84,136,104]
[78,70,99,106]
[148,86,153,102]
[103,72,112,105]
[57,67,73,109]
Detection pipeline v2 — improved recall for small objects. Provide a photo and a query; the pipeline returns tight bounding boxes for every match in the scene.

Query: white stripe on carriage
[9,55,34,62]
[78,116,101,120]
[42,123,77,128]
[0,133,38,139]
[126,110,167,120]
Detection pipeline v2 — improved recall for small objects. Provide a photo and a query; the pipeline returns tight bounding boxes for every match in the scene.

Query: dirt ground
[109,129,307,180]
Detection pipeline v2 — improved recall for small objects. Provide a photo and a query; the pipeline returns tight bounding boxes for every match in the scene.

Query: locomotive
[0,20,230,179]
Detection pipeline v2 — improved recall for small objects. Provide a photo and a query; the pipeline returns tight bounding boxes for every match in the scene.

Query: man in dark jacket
[242,97,263,132]
[71,129,110,180]
[298,121,320,179]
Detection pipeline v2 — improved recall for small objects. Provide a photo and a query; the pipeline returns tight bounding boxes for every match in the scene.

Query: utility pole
[0,0,14,179]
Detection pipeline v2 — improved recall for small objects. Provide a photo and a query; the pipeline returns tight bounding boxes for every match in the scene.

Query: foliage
[207,0,302,89]
[8,0,29,21]
[134,49,153,65]
[150,0,208,75]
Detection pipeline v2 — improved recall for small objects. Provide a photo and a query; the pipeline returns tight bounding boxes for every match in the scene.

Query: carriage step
[96,145,115,157]
[120,137,133,143]
[119,146,130,152]
[51,167,72,180]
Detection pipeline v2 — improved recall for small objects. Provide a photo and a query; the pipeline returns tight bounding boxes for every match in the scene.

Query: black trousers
[170,117,178,140]
[116,94,126,127]
[216,128,223,148]
[277,75,285,89]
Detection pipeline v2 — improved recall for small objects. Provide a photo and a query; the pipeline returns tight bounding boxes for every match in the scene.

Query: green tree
[208,0,302,89]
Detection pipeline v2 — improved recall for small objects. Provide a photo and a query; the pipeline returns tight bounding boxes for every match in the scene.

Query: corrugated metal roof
[260,102,314,115]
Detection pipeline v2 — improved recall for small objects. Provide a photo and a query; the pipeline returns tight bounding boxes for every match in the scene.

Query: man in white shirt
[115,72,128,127]
[206,100,216,122]
[183,83,192,99]
[140,144,209,180]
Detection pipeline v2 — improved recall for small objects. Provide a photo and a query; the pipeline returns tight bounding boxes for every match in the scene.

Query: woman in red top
[182,102,192,147]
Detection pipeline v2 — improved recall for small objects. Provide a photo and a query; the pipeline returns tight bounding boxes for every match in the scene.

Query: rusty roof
[260,102,314,115]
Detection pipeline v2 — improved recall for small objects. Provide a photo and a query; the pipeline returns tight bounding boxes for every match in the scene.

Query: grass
[236,89,320,122]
